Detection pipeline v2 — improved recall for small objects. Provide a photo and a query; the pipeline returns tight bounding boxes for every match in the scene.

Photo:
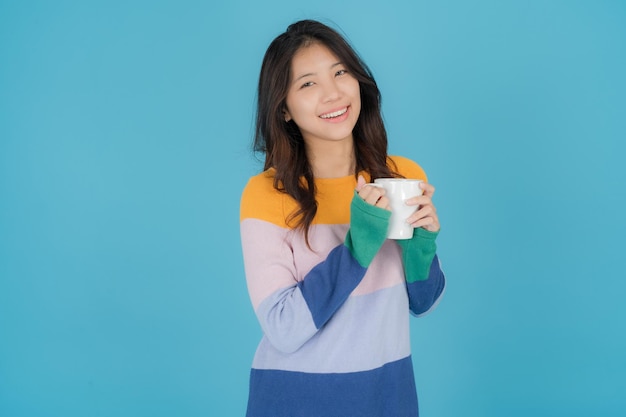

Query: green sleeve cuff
[397,228,439,283]
[344,191,391,267]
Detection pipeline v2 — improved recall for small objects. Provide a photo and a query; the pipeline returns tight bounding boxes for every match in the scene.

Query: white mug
[370,178,423,239]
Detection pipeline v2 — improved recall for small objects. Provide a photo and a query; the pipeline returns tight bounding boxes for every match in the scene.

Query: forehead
[291,43,340,72]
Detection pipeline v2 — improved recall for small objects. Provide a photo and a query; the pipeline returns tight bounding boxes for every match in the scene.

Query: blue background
[1,0,625,416]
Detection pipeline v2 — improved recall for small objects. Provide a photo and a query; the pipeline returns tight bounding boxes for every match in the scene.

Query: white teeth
[320,108,347,119]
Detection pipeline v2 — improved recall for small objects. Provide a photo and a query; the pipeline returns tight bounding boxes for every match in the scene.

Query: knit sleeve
[240,177,389,353]
[390,155,446,316]
[397,229,446,316]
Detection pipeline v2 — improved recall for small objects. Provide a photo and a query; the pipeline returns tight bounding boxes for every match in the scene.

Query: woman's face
[284,42,361,149]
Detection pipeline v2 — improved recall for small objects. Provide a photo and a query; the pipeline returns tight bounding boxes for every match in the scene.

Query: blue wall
[1,1,625,416]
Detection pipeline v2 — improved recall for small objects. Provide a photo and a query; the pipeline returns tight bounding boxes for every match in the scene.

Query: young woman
[240,19,445,417]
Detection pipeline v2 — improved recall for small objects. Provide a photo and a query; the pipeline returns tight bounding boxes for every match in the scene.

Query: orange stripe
[240,156,427,227]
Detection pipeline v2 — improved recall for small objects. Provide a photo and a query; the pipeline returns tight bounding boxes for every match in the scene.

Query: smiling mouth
[319,107,348,119]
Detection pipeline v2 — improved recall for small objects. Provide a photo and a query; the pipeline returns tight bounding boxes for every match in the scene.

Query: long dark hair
[254,19,399,241]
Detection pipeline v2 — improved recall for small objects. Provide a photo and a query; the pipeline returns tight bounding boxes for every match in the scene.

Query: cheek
[287,97,316,122]
[348,80,362,106]
[351,87,362,115]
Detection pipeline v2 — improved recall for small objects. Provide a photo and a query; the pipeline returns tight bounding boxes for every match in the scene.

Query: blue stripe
[246,356,419,417]
[407,254,446,316]
[297,244,367,329]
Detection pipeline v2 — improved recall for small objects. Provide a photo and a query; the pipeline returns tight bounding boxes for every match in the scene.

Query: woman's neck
[306,139,356,179]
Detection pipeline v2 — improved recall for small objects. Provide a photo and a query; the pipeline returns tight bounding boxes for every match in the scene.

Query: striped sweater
[240,156,446,417]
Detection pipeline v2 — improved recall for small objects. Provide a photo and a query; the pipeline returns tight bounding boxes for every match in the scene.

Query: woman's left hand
[405,182,440,233]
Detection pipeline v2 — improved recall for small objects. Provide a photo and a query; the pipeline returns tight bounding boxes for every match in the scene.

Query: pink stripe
[241,219,405,309]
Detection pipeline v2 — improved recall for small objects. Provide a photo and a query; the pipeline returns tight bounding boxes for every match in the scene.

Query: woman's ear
[283,108,292,122]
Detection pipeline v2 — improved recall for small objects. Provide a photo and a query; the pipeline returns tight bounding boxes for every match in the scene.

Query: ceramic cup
[370,178,423,239]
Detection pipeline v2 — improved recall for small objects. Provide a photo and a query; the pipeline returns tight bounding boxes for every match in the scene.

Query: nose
[322,79,341,103]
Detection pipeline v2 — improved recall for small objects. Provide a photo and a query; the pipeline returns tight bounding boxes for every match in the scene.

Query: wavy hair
[254,19,399,243]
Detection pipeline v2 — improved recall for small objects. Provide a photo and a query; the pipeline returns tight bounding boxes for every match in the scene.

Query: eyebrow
[293,62,343,83]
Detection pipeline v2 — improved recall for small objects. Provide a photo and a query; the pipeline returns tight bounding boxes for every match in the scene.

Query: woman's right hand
[355,175,391,211]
